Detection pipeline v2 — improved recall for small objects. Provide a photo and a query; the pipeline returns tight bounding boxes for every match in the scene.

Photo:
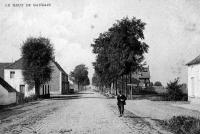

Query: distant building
[0,77,17,105]
[111,66,151,97]
[132,67,151,87]
[187,55,200,103]
[4,58,69,97]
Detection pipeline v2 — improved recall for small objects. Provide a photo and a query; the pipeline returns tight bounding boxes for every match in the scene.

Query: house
[48,60,69,95]
[4,58,69,97]
[186,55,200,103]
[0,77,17,105]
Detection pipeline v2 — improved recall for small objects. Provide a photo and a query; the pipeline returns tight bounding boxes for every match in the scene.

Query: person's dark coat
[117,95,127,105]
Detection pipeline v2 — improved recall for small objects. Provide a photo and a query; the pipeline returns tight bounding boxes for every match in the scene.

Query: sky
[0,0,200,86]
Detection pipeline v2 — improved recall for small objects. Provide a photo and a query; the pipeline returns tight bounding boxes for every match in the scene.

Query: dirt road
[0,91,170,134]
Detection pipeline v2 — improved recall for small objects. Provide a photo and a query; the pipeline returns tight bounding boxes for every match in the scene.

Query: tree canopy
[91,17,149,87]
[70,64,90,90]
[154,81,162,86]
[21,37,54,97]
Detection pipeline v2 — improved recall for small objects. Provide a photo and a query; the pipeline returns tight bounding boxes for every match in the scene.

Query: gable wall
[188,64,200,102]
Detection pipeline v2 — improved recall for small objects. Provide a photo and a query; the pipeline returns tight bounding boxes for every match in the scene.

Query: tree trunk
[129,72,132,95]
[78,82,80,91]
[115,79,118,95]
[35,81,40,98]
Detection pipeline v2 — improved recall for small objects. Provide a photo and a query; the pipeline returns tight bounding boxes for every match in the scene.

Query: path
[0,90,170,134]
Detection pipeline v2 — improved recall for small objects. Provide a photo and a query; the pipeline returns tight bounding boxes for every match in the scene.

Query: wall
[0,84,16,105]
[61,72,69,94]
[48,62,61,94]
[4,69,35,97]
[188,64,200,102]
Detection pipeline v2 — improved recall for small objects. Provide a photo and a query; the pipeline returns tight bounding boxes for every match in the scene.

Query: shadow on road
[76,92,95,95]
[50,95,106,100]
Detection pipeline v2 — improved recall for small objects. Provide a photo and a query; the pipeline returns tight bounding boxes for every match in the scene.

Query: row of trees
[91,17,149,94]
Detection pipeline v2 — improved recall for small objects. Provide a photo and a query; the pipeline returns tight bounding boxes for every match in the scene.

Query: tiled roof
[5,58,23,69]
[186,55,200,66]
[0,63,12,78]
[0,77,17,92]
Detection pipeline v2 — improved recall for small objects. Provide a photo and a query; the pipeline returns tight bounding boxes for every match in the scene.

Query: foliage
[21,37,54,97]
[150,82,154,87]
[92,73,101,87]
[154,81,162,86]
[91,17,149,88]
[70,64,90,89]
[165,78,185,101]
[161,116,200,134]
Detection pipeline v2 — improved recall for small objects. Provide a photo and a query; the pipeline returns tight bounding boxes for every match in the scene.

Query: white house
[4,58,69,97]
[4,58,34,97]
[187,55,200,103]
[0,77,17,105]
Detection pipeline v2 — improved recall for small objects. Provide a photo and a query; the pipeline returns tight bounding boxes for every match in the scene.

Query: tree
[91,17,149,91]
[166,78,184,101]
[92,73,100,87]
[21,37,54,97]
[154,81,162,86]
[70,64,90,90]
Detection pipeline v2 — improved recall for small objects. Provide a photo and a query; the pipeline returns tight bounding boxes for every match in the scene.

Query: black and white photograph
[1,0,200,133]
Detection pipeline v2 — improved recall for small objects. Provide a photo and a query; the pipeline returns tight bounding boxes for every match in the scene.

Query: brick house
[4,58,69,97]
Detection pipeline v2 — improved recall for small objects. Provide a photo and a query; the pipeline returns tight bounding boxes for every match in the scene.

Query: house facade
[187,55,200,103]
[0,77,17,105]
[4,58,69,97]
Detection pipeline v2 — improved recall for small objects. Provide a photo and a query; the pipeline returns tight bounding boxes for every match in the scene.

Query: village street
[0,89,175,134]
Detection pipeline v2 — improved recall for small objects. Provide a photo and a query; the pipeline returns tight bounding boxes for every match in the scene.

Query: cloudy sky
[0,0,200,85]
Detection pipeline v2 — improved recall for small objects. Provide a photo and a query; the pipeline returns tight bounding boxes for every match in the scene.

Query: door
[20,85,25,97]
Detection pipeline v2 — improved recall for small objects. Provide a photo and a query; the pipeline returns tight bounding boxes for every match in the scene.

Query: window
[20,85,25,94]
[10,71,15,78]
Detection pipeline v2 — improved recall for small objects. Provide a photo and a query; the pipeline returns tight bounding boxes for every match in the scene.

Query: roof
[0,77,17,92]
[186,55,200,66]
[5,58,23,69]
[6,58,68,76]
[53,61,68,76]
[0,63,12,78]
[4,57,68,77]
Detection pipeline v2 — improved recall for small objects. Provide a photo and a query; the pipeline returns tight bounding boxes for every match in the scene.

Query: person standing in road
[117,91,127,117]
